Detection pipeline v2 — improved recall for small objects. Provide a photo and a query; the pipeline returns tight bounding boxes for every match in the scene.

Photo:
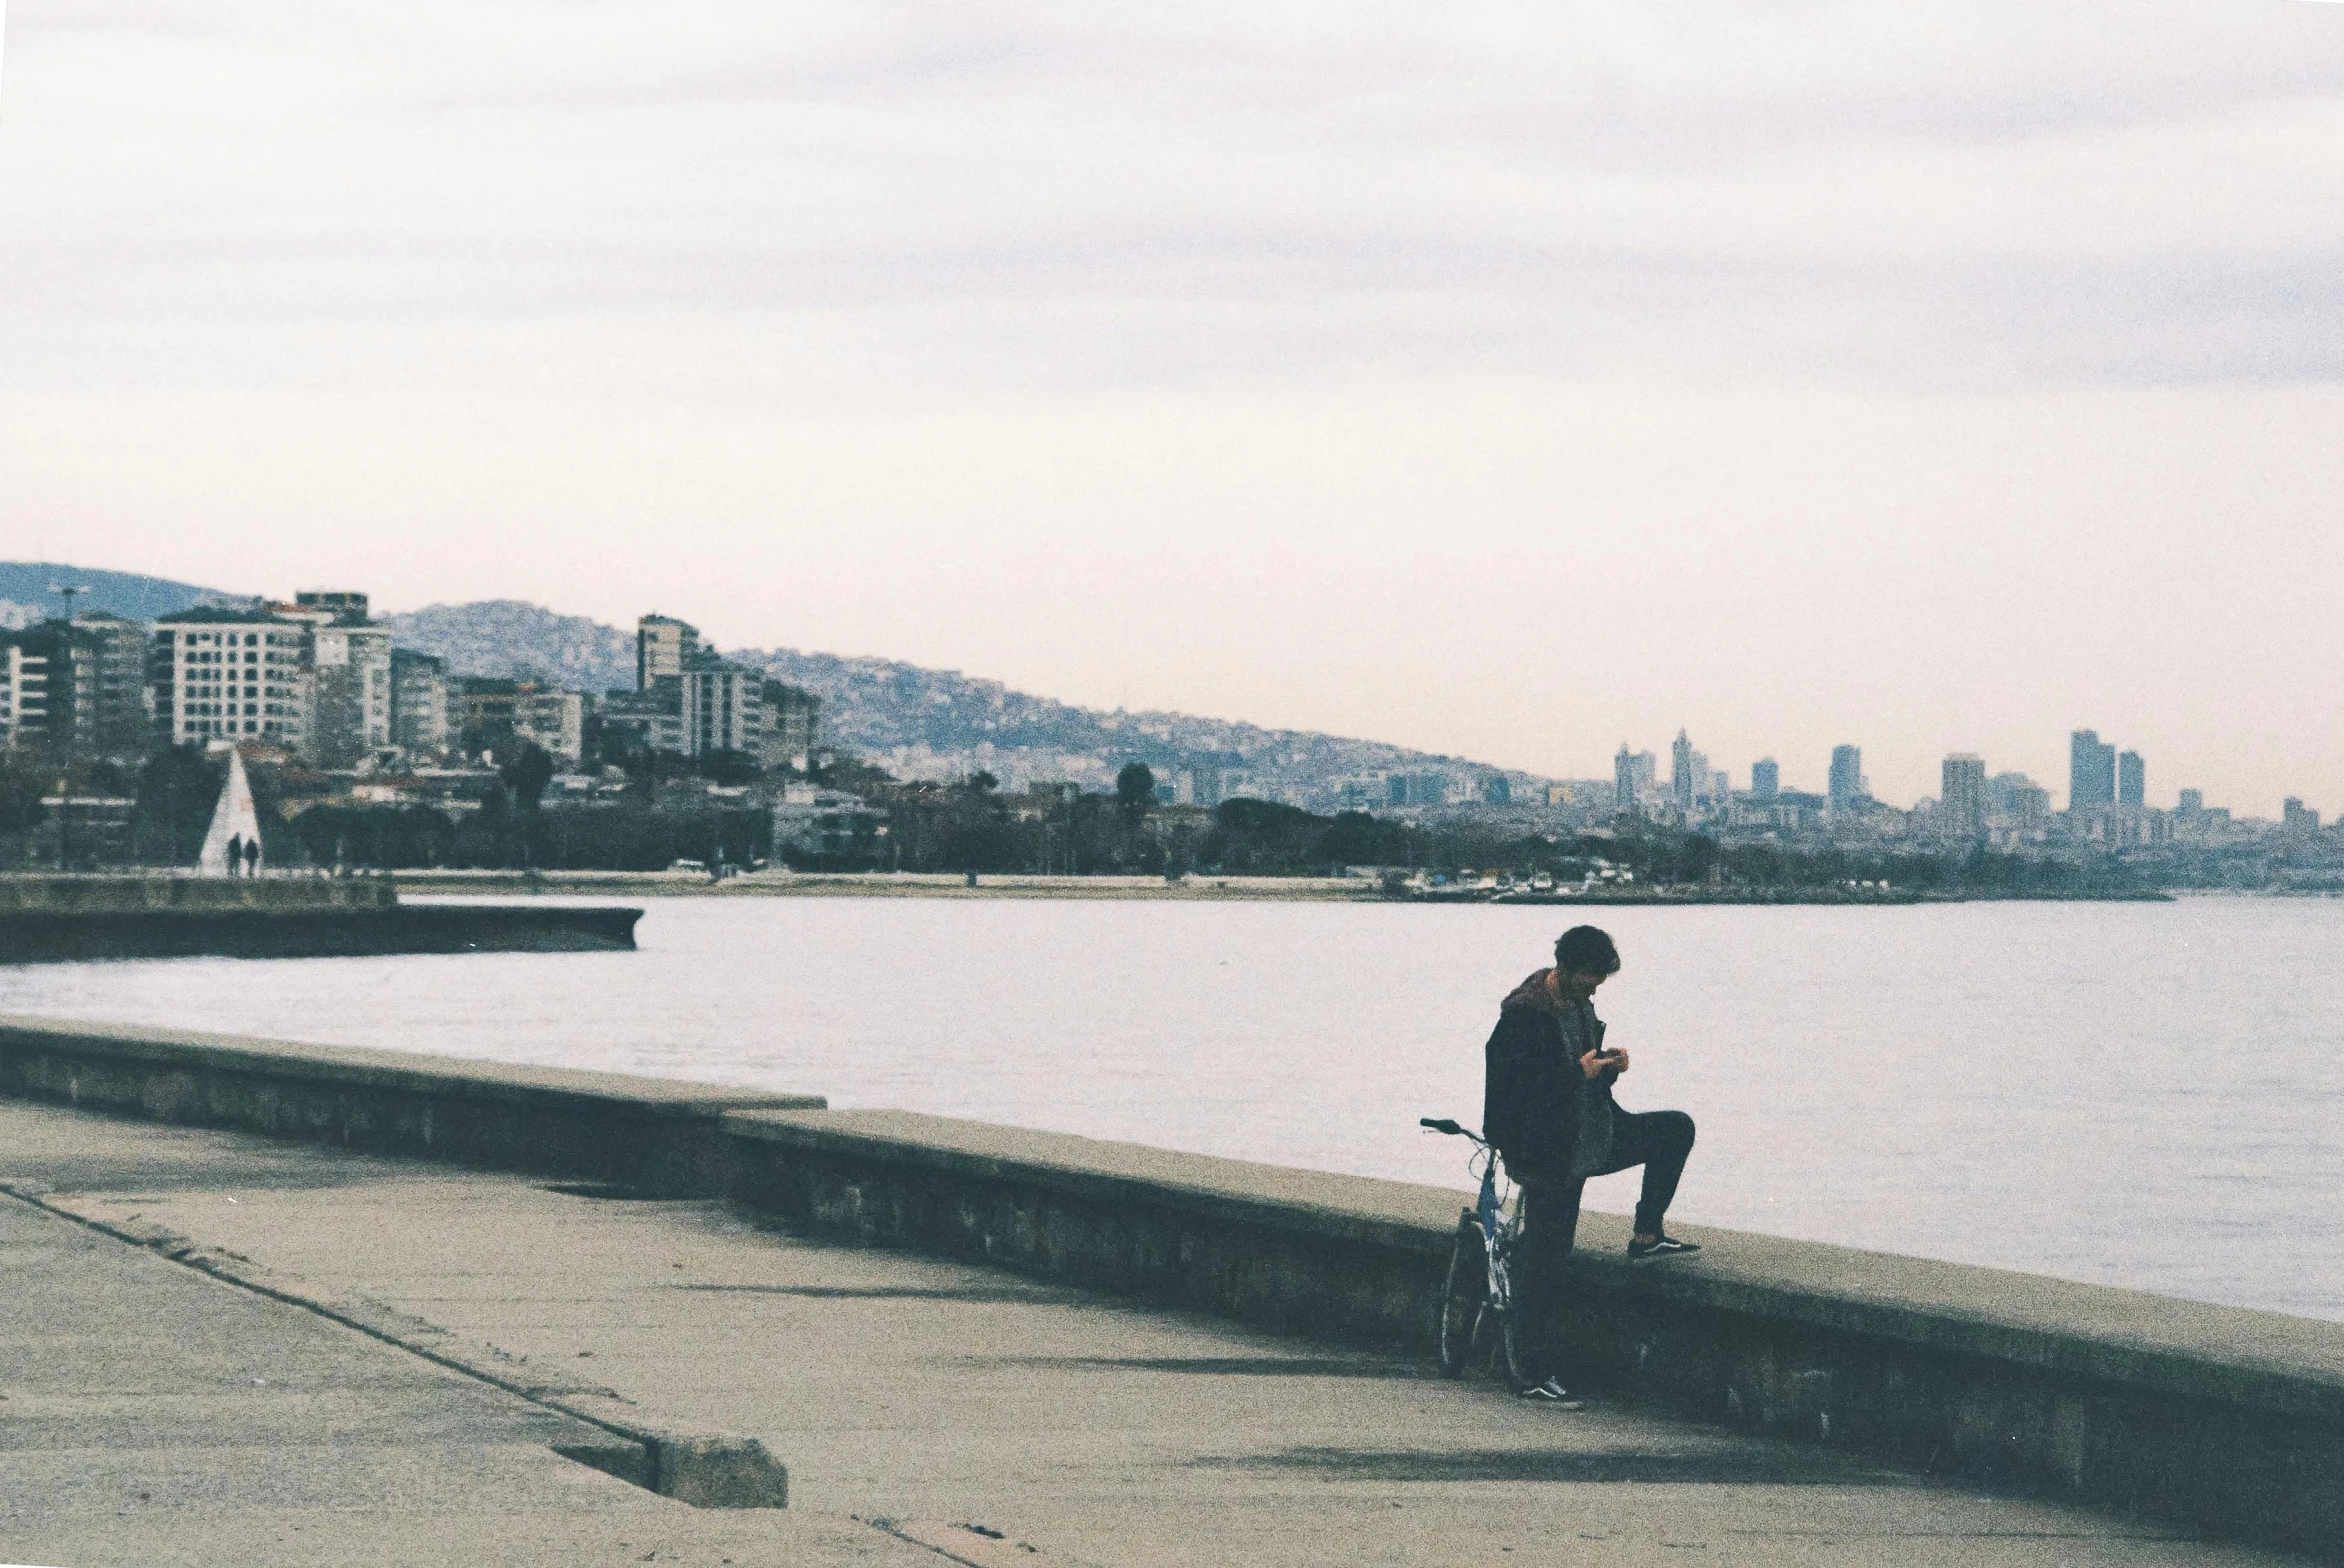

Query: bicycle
[1419,1116,1536,1388]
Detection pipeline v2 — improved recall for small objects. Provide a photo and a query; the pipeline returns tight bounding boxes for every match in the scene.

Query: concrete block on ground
[648,1432,791,1509]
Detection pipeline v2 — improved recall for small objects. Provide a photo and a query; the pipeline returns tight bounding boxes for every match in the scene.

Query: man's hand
[1607,1048,1630,1076]
[1580,1048,1629,1080]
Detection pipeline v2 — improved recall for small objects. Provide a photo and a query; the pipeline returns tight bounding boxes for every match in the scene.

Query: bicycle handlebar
[1418,1117,1482,1141]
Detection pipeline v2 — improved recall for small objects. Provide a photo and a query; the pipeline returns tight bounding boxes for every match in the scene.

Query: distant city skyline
[5,559,2328,822]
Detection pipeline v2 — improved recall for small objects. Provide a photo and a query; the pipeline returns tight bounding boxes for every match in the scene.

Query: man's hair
[1553,925,1621,977]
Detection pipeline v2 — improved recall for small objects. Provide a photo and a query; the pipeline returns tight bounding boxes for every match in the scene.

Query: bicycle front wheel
[1497,1305,1536,1391]
[1436,1213,1482,1378]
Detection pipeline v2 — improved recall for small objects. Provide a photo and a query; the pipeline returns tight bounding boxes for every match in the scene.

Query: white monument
[197,747,264,876]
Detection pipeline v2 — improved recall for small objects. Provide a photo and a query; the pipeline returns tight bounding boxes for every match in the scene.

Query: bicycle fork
[1476,1165,1514,1314]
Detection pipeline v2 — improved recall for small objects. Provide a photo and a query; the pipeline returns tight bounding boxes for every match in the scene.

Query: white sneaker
[1518,1377,1584,1408]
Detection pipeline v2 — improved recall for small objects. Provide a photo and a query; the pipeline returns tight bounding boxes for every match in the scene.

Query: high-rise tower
[1828,745,1863,812]
[1941,753,1988,838]
[2070,730,2116,810]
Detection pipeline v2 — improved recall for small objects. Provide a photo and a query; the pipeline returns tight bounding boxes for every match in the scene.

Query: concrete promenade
[0,1102,925,1567]
[0,1097,2306,1568]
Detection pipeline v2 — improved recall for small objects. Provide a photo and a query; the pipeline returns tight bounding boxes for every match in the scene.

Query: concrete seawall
[0,1017,819,1195]
[1,1014,2338,1561]
[0,874,643,961]
[0,873,399,912]
[0,903,644,962]
[725,1108,2344,1560]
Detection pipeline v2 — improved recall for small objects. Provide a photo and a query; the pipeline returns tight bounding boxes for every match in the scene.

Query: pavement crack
[863,1518,1073,1568]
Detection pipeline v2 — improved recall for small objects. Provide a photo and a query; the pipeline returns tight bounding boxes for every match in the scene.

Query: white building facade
[0,641,48,749]
[151,611,314,752]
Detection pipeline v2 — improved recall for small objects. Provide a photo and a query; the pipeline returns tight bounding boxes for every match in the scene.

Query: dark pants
[1511,1108,1696,1380]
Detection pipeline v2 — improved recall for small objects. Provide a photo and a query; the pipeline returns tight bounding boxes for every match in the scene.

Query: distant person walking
[243,837,261,877]
[1483,925,1698,1405]
[225,833,244,877]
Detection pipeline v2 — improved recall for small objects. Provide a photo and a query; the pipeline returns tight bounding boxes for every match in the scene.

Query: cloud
[5,1,2341,404]
[6,1,2341,809]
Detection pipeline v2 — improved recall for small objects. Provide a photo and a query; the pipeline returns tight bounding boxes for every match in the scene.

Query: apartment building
[680,652,764,758]
[149,609,315,752]
[453,677,586,763]
[0,638,48,750]
[637,614,700,691]
[391,649,451,760]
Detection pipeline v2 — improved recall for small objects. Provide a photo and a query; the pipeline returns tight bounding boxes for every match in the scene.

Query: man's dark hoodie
[1482,968,1615,1183]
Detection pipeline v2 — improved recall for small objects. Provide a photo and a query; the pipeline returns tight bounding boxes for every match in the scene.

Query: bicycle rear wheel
[1436,1213,1482,1378]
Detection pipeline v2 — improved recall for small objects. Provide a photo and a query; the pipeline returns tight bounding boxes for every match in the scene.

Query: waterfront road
[0,1099,2307,1568]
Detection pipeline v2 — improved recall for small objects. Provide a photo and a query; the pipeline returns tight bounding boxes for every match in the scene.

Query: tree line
[0,746,2150,893]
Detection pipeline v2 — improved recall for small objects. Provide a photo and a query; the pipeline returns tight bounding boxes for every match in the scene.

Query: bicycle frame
[1421,1117,1521,1320]
[1466,1137,1520,1314]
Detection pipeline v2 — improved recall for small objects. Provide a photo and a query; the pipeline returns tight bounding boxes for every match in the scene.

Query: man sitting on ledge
[1484,924,1699,1406]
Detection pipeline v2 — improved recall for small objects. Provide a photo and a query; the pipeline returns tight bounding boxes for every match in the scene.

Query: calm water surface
[5,895,2340,1321]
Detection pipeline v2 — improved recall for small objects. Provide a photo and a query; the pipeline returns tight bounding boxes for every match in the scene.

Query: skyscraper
[1941,753,1987,838]
[2069,730,2116,810]
[1670,730,1695,808]
[2118,750,2145,807]
[1614,745,1656,810]
[1750,759,1780,799]
[1828,745,1863,812]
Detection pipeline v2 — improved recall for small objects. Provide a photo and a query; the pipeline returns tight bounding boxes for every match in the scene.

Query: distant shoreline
[396,870,1375,902]
[389,869,2172,904]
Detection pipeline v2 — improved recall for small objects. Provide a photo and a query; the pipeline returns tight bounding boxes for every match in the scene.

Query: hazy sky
[5,2,2342,811]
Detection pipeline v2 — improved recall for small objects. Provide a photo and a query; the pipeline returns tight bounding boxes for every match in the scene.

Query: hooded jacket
[1482,968,1611,1182]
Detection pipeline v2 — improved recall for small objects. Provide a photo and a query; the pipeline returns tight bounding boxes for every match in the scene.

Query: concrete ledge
[722,1107,2344,1562]
[0,905,642,963]
[0,874,398,912]
[0,1016,823,1195]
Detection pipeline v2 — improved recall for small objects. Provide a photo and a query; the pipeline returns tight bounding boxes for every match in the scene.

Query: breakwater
[0,874,640,962]
[0,874,401,912]
[1,1013,2338,1562]
[0,1016,818,1193]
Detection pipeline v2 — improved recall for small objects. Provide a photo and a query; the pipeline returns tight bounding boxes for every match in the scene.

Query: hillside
[735,642,1485,779]
[5,568,1548,805]
[384,603,1535,802]
[379,600,637,693]
[0,562,235,628]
